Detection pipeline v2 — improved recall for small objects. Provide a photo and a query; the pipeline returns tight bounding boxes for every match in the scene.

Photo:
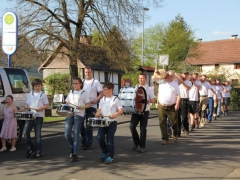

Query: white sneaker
[9,147,16,152]
[0,147,7,152]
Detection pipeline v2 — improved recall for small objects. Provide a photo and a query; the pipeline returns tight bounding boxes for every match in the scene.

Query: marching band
[0,67,232,164]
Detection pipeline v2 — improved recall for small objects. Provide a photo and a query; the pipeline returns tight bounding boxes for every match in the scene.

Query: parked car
[0,68,31,147]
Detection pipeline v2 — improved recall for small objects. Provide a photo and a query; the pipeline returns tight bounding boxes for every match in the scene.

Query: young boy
[95,82,123,163]
[21,79,49,158]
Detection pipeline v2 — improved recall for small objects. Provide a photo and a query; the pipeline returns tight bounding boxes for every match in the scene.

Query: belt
[200,95,207,97]
[208,97,213,99]
[181,98,189,100]
[160,103,175,107]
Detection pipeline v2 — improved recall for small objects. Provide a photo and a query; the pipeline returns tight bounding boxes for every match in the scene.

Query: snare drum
[15,112,36,120]
[87,118,111,127]
[56,104,74,116]
[118,86,147,114]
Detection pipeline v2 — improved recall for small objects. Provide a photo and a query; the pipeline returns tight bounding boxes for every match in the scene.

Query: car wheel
[6,120,23,148]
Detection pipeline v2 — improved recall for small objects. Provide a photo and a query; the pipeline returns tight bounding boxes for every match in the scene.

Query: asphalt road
[0,111,240,180]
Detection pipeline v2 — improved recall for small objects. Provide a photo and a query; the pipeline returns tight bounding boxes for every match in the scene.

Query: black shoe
[83,145,91,150]
[30,153,42,158]
[178,133,181,137]
[132,144,139,151]
[26,150,34,158]
[72,155,78,162]
[138,147,145,153]
[69,148,73,158]
[217,115,219,118]
[186,131,189,135]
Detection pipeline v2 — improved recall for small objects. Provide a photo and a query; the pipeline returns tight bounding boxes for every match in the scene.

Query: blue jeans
[207,97,214,121]
[97,121,117,159]
[23,117,43,153]
[81,107,96,146]
[65,115,84,155]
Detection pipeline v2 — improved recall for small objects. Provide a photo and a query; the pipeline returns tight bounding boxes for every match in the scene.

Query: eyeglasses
[72,83,80,85]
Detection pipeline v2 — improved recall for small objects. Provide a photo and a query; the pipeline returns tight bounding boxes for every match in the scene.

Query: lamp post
[142,7,149,66]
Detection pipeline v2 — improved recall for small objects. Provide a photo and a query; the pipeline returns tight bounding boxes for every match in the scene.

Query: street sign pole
[7,55,11,67]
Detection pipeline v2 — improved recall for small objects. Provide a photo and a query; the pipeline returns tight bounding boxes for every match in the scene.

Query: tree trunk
[69,63,78,89]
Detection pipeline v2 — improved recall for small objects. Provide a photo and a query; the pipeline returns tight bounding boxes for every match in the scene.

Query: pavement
[0,109,240,180]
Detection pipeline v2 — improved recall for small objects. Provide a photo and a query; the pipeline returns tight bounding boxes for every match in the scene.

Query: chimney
[196,38,202,42]
[231,34,238,39]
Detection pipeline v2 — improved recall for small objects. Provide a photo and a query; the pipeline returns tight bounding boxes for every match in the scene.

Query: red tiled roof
[186,39,240,65]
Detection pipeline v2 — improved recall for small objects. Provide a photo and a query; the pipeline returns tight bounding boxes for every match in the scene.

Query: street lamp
[142,7,149,66]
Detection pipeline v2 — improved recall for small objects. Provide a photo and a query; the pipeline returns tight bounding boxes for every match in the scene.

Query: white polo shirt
[179,80,192,98]
[199,81,211,96]
[157,80,180,105]
[189,80,201,101]
[222,85,232,97]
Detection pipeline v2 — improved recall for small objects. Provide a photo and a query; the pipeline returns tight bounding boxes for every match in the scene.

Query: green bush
[229,87,240,111]
[43,73,70,97]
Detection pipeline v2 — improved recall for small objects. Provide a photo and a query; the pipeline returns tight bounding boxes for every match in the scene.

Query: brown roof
[186,39,240,65]
[136,66,155,72]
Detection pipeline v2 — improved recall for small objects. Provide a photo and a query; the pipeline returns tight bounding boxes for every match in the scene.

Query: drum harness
[102,96,118,123]
[30,91,44,114]
[71,89,85,115]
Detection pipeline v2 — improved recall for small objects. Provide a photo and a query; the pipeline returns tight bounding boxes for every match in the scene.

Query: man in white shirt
[222,81,232,115]
[189,73,201,131]
[153,70,180,145]
[207,79,217,122]
[81,67,103,150]
[215,79,224,117]
[130,73,155,153]
[177,71,192,136]
[199,75,216,127]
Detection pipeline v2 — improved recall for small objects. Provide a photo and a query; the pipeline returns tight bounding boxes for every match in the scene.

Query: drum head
[135,86,147,113]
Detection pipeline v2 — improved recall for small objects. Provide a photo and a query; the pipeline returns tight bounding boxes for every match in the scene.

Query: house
[0,36,43,78]
[185,35,240,83]
[38,36,124,95]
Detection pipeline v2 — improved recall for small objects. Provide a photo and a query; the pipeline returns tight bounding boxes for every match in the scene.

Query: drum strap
[32,91,44,97]
[82,78,96,87]
[71,90,85,104]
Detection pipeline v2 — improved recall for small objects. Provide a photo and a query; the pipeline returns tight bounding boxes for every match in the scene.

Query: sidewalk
[41,109,159,138]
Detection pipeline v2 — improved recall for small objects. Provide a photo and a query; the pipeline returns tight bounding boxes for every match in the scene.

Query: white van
[0,68,31,147]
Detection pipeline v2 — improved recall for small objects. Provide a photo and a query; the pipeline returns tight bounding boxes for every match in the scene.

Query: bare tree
[14,0,163,81]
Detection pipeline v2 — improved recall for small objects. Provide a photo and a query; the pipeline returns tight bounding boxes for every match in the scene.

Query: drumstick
[29,108,37,110]
[67,102,78,107]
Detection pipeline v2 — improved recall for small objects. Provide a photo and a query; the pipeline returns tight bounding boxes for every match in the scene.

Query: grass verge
[44,116,65,123]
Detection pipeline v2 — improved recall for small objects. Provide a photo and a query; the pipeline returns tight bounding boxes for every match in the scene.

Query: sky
[0,0,240,42]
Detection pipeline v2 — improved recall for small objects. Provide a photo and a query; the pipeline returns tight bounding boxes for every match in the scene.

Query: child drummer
[95,82,123,164]
[21,78,49,158]
[65,78,91,162]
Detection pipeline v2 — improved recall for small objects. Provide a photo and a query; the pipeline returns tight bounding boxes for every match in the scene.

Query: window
[215,64,219,70]
[234,63,240,69]
[197,65,202,72]
[4,68,30,94]
[231,79,239,85]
